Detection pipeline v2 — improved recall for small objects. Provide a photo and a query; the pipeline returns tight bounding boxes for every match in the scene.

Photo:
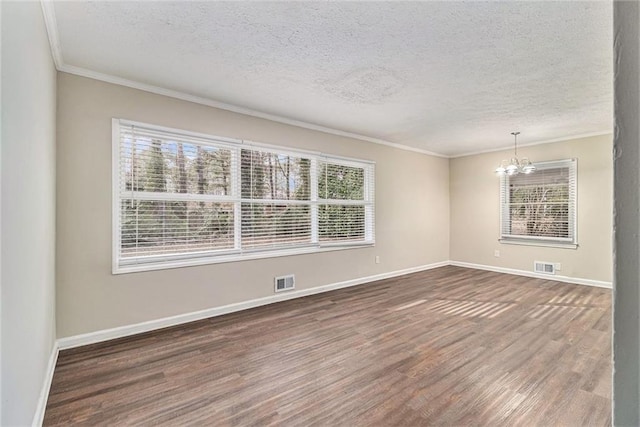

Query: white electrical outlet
[555,263,562,271]
[375,255,380,264]
[494,250,500,257]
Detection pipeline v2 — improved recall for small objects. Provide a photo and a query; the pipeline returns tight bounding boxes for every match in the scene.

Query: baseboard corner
[32,341,59,427]
[449,260,612,289]
[57,260,450,350]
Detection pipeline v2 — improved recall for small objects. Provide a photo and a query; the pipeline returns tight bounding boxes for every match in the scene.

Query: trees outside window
[318,162,367,242]
[114,120,375,272]
[500,159,577,246]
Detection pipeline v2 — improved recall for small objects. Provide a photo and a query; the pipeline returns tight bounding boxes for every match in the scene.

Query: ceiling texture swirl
[45,1,613,157]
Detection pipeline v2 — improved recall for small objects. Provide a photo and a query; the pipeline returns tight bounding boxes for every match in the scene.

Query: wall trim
[39,0,612,160]
[449,130,613,159]
[57,59,616,160]
[40,260,610,422]
[57,260,611,350]
[57,261,449,350]
[61,63,447,158]
[39,1,444,159]
[449,131,613,158]
[40,1,62,70]
[450,260,612,289]
[31,342,59,427]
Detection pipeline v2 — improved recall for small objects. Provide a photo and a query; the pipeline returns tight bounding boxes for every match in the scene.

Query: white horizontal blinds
[364,163,375,242]
[240,147,313,249]
[318,160,375,244]
[119,201,235,258]
[115,120,376,271]
[118,124,238,264]
[501,159,576,242]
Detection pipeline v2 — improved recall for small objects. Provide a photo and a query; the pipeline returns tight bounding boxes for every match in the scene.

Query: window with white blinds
[240,148,313,250]
[113,119,375,273]
[500,159,577,247]
[318,161,374,244]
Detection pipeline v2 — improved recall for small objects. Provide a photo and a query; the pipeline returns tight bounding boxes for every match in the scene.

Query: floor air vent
[275,275,295,292]
[534,261,556,275]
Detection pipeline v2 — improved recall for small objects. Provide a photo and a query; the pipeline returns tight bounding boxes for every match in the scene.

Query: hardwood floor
[44,266,611,426]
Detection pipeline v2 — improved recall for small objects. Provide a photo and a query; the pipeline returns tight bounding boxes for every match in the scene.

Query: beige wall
[56,73,450,338]
[1,2,57,425]
[450,134,612,283]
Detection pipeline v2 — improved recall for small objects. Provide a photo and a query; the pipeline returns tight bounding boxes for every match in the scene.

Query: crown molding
[450,130,613,158]
[59,64,448,158]
[39,1,447,159]
[39,0,611,160]
[40,0,63,69]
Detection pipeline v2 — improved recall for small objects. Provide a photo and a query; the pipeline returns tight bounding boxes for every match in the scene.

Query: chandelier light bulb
[521,158,536,174]
[506,164,519,175]
[495,160,507,175]
[495,132,535,177]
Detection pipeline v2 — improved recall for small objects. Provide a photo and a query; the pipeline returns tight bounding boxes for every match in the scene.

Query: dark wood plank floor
[44,266,611,426]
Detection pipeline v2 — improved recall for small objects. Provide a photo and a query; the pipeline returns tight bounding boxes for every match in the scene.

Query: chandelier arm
[496,131,532,176]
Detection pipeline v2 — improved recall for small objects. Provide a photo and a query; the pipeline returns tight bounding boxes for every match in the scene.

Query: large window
[113,120,375,273]
[500,159,577,247]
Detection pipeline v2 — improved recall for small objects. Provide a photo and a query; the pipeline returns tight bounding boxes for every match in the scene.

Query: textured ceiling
[51,1,613,156]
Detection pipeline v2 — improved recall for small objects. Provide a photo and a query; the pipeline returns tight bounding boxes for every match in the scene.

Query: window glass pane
[502,163,574,241]
[318,163,365,200]
[508,202,569,238]
[319,205,365,242]
[117,122,375,270]
[241,203,312,248]
[120,200,234,258]
[240,149,311,200]
[121,135,232,196]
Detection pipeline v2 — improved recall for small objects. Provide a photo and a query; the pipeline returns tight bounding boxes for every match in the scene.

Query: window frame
[112,119,375,274]
[499,158,578,249]
[317,157,375,246]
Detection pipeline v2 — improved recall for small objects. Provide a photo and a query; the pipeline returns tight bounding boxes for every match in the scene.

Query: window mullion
[500,175,509,237]
[569,159,578,244]
[114,119,375,273]
[232,147,242,251]
[365,164,374,242]
[310,158,319,244]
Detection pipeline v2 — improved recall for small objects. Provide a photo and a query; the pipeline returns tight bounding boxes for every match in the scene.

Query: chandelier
[495,132,536,176]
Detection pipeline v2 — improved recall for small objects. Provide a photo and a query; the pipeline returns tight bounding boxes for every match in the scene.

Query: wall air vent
[534,261,556,275]
[275,275,295,292]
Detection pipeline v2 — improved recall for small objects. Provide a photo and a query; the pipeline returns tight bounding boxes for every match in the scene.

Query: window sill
[498,239,578,249]
[114,242,375,274]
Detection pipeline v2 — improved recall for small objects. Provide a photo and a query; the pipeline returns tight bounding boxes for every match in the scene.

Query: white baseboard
[57,261,450,350]
[450,260,612,289]
[44,259,608,424]
[56,259,610,351]
[37,261,612,427]
[32,342,59,427]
